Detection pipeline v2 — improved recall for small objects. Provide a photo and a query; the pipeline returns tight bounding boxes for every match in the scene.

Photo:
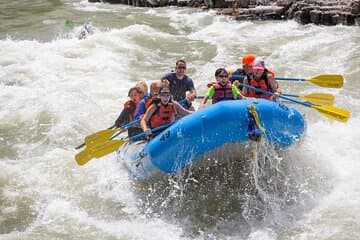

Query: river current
[1,1,360,239]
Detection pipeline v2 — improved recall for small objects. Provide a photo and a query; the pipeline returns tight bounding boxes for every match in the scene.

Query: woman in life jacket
[242,61,281,99]
[200,68,245,108]
[140,85,194,139]
[114,86,143,128]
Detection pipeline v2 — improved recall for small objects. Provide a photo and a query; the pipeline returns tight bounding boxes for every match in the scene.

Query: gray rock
[88,0,360,26]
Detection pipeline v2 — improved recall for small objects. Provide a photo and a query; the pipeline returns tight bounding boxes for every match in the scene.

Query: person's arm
[173,101,194,115]
[186,88,197,102]
[231,85,245,100]
[140,104,157,133]
[200,96,209,109]
[185,76,197,102]
[268,73,281,95]
[134,99,146,120]
[161,73,172,86]
[200,86,214,109]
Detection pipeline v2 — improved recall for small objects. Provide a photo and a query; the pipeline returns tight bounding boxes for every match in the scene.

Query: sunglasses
[218,74,228,78]
[177,66,186,70]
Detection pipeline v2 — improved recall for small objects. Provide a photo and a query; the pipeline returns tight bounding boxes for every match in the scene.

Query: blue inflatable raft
[117,99,305,179]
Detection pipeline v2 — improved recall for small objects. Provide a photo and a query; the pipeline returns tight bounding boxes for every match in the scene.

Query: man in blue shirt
[161,59,196,110]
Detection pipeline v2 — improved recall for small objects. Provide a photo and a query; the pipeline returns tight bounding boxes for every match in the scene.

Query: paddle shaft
[231,74,319,82]
[240,83,312,107]
[240,83,349,122]
[129,121,174,141]
[232,74,308,81]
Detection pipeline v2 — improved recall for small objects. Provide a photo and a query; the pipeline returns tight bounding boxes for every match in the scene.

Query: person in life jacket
[134,80,161,121]
[200,68,245,108]
[229,54,256,91]
[253,58,276,79]
[140,85,194,139]
[242,61,281,99]
[114,86,143,128]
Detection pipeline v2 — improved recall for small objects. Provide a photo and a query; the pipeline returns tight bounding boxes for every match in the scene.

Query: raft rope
[247,105,265,165]
[247,105,265,142]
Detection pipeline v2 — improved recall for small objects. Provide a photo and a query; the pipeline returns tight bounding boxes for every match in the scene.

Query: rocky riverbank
[88,0,360,26]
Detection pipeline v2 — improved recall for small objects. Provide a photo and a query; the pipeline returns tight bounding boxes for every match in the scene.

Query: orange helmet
[242,54,256,66]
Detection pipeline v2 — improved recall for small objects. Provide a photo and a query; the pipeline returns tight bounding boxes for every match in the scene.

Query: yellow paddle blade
[307,74,343,88]
[75,139,128,166]
[299,93,335,106]
[84,128,120,148]
[313,105,350,122]
[75,149,93,166]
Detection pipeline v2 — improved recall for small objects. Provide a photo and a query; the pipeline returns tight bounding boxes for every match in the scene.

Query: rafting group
[74,55,350,167]
[113,55,283,140]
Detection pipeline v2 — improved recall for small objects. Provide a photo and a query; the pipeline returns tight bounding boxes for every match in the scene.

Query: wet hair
[135,81,148,94]
[127,87,142,97]
[214,68,228,77]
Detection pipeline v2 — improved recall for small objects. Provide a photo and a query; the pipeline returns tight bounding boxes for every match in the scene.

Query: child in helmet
[140,85,193,139]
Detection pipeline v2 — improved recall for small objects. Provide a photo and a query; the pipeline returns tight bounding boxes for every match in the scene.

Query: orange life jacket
[150,103,175,128]
[145,97,155,109]
[248,78,272,99]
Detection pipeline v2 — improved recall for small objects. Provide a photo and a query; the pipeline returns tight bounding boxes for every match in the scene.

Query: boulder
[87,0,360,26]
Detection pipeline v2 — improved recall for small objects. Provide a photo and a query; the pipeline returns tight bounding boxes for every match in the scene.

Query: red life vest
[150,103,175,128]
[212,81,234,104]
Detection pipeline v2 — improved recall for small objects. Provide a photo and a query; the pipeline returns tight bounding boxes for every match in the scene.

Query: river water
[1,0,360,239]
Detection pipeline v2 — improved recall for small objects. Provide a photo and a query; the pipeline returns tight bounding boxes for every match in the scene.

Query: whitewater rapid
[1,1,360,239]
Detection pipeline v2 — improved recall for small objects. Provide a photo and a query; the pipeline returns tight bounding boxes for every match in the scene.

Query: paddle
[240,84,350,123]
[75,122,174,166]
[196,93,335,106]
[75,124,115,150]
[282,93,335,106]
[231,74,343,88]
[75,120,140,150]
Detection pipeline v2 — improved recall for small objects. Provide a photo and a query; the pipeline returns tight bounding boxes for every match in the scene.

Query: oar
[231,74,343,88]
[75,122,174,166]
[196,93,334,106]
[75,124,116,150]
[240,84,350,123]
[75,97,190,151]
[282,93,335,106]
[275,74,343,88]
[75,120,140,150]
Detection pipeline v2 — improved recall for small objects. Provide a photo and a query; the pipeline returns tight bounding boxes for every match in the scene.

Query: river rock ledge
[88,0,360,26]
